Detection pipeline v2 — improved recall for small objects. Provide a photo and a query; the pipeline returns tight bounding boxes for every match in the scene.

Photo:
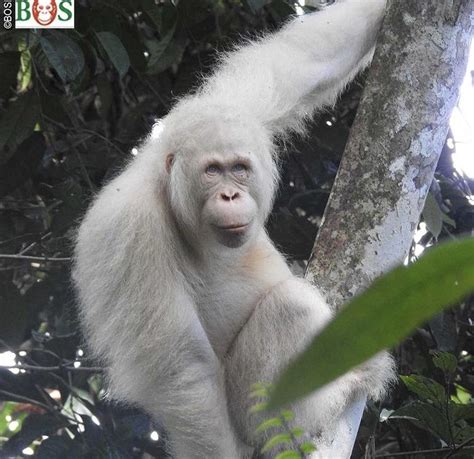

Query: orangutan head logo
[32,0,58,26]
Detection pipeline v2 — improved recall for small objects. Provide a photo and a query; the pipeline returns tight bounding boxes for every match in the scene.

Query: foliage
[384,351,474,457]
[249,383,316,458]
[0,0,472,457]
[270,238,474,409]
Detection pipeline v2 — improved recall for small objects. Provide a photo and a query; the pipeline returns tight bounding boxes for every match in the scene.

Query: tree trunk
[306,1,473,456]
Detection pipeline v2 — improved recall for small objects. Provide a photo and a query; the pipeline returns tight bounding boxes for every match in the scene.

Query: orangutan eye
[232,163,248,175]
[205,164,221,176]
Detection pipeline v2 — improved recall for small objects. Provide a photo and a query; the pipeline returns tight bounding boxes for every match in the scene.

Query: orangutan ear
[165,154,174,174]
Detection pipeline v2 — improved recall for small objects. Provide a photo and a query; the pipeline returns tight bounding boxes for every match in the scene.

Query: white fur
[74,1,393,457]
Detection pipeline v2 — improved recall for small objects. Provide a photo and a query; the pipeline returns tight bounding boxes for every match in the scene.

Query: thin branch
[0,254,71,262]
[445,438,474,458]
[375,445,474,458]
[0,389,54,413]
[44,115,127,157]
[71,144,95,193]
[3,364,104,373]
[0,233,40,246]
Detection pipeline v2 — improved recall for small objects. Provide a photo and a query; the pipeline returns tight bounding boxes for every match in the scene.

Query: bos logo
[15,0,74,28]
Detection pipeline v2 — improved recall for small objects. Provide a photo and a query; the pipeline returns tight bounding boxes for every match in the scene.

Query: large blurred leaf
[269,238,474,409]
[40,31,85,83]
[96,32,130,78]
[0,91,40,163]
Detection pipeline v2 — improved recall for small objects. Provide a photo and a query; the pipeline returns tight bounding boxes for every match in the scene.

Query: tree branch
[0,254,71,262]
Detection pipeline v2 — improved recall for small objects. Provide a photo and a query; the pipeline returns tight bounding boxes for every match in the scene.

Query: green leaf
[255,417,283,434]
[250,388,268,398]
[290,427,304,438]
[261,433,292,453]
[274,451,301,459]
[454,425,474,444]
[432,351,457,376]
[40,31,85,83]
[250,402,268,414]
[451,403,474,422]
[145,26,186,75]
[280,410,294,422]
[269,239,474,409]
[251,382,272,391]
[96,32,130,78]
[390,401,451,443]
[422,192,444,238]
[452,384,472,405]
[0,402,18,436]
[18,36,33,92]
[300,441,317,454]
[141,0,177,34]
[249,383,271,398]
[0,91,40,163]
[442,213,456,228]
[400,375,446,405]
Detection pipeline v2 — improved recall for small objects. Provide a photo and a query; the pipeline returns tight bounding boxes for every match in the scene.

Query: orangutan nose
[220,190,240,202]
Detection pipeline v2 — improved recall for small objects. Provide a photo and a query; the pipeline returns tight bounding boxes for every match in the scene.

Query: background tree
[0,1,473,457]
[305,1,474,456]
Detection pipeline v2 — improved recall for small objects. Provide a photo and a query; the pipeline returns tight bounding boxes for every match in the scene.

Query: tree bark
[306,1,473,456]
[308,0,473,309]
